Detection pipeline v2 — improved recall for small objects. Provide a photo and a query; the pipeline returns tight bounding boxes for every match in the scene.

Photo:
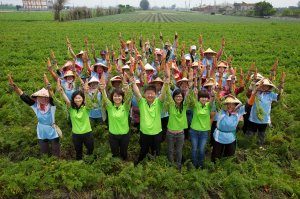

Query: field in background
[0,11,300,198]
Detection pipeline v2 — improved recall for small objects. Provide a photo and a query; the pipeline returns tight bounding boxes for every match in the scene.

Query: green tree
[140,0,150,10]
[254,1,276,16]
[53,0,67,21]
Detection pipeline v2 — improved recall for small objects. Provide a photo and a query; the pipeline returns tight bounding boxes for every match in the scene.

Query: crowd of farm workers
[8,32,285,169]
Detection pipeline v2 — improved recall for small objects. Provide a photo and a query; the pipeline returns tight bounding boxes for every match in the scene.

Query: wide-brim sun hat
[63,70,75,78]
[93,62,108,72]
[217,61,228,68]
[255,78,277,89]
[76,50,84,56]
[88,76,100,84]
[251,73,264,80]
[204,48,217,55]
[176,77,190,87]
[145,63,155,71]
[31,88,49,98]
[110,76,122,82]
[150,77,164,84]
[122,64,130,70]
[61,61,73,71]
[222,94,242,105]
[203,78,215,87]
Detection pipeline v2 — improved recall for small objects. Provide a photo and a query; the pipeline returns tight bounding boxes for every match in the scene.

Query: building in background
[22,0,53,11]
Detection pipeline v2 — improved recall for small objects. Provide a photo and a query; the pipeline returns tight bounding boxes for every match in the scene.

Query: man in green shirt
[131,76,168,164]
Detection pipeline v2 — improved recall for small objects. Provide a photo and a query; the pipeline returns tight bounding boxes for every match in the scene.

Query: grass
[0,10,300,198]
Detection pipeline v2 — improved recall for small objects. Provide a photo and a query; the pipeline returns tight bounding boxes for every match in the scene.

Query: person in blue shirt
[247,78,284,149]
[211,91,257,162]
[8,75,61,157]
[87,76,104,125]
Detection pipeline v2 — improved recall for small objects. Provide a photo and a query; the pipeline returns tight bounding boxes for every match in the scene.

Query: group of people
[8,32,285,169]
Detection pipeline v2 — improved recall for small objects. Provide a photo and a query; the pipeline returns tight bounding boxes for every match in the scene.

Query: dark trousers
[109,133,130,160]
[211,140,236,163]
[39,138,60,157]
[210,121,217,146]
[246,121,268,146]
[137,132,162,163]
[72,132,94,160]
[161,117,169,142]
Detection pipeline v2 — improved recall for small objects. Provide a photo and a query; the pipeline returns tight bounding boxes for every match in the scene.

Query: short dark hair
[144,85,157,94]
[71,90,85,109]
[110,88,124,104]
[198,90,209,99]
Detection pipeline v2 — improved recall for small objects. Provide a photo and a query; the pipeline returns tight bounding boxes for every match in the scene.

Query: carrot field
[0,10,300,198]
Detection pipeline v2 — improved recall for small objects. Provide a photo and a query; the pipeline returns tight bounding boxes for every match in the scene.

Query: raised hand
[47,57,52,71]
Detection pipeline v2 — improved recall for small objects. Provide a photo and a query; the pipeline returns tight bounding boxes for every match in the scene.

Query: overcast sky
[1,0,298,8]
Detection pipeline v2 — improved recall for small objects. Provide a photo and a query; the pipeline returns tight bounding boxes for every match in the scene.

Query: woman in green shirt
[100,82,132,160]
[58,82,95,160]
[165,88,188,169]
[189,89,215,168]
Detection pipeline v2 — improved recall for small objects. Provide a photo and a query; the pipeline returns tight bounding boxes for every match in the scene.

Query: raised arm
[92,44,97,63]
[130,76,142,102]
[57,79,70,107]
[47,58,60,81]
[67,37,76,59]
[216,37,225,60]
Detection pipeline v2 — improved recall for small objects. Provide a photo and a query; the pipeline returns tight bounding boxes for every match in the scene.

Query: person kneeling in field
[99,79,132,160]
[8,74,61,157]
[130,76,168,164]
[58,81,96,160]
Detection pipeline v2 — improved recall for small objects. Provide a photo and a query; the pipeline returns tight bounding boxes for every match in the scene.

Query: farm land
[0,10,300,198]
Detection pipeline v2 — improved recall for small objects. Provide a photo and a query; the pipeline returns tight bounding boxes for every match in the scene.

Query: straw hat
[126,40,132,44]
[88,76,100,84]
[63,70,75,78]
[126,60,131,65]
[255,78,276,89]
[192,61,199,67]
[150,77,163,84]
[93,62,108,72]
[31,88,49,98]
[204,48,217,55]
[203,78,216,87]
[165,41,171,46]
[61,61,73,71]
[250,73,264,80]
[145,63,155,71]
[76,50,84,56]
[223,94,242,105]
[122,64,130,70]
[110,76,122,82]
[176,77,190,86]
[217,61,228,68]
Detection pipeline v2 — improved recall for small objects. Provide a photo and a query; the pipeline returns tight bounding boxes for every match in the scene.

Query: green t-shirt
[106,100,130,135]
[138,97,162,135]
[69,106,92,134]
[190,102,211,131]
[167,102,188,131]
